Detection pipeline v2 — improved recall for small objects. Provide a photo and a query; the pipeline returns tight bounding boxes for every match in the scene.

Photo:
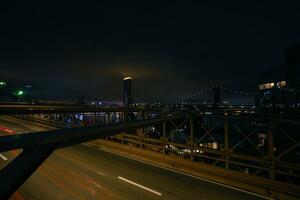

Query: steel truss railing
[109,114,300,197]
[1,111,300,199]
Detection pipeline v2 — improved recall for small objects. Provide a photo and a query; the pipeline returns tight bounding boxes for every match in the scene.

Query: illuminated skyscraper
[256,45,300,111]
[123,77,133,106]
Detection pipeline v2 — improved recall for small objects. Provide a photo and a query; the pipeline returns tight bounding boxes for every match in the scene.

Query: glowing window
[276,81,286,88]
[259,82,275,90]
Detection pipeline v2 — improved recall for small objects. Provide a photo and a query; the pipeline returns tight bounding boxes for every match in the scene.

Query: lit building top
[258,80,286,90]
[259,82,275,90]
[123,77,132,80]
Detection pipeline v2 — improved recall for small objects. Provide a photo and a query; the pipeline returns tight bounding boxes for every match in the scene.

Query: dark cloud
[1,1,300,102]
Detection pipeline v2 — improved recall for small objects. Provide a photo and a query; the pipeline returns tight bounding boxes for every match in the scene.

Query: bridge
[0,102,299,200]
[175,85,255,105]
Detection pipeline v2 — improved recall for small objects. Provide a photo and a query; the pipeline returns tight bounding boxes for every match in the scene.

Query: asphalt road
[0,115,266,200]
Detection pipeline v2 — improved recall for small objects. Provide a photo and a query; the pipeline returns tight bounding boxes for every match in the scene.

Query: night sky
[1,1,300,103]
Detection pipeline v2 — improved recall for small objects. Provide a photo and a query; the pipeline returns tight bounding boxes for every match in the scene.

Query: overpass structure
[0,103,255,114]
[0,103,299,199]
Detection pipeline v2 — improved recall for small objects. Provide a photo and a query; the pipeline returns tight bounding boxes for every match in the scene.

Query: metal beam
[224,119,229,170]
[268,122,275,180]
[190,115,194,161]
[0,115,187,199]
[0,144,57,200]
[0,104,168,115]
[0,116,185,153]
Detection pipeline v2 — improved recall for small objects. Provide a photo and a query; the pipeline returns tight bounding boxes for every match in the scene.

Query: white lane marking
[98,147,274,200]
[96,171,106,176]
[83,143,92,147]
[118,176,162,196]
[0,153,8,161]
[86,176,103,189]
[26,125,46,132]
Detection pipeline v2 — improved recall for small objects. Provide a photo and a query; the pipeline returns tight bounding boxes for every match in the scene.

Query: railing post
[190,115,194,161]
[268,121,275,180]
[105,112,109,124]
[163,121,166,154]
[139,128,143,148]
[124,112,128,122]
[143,112,148,120]
[94,112,97,125]
[224,119,229,170]
[54,113,57,128]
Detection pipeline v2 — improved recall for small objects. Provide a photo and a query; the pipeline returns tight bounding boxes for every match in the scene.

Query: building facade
[256,45,300,111]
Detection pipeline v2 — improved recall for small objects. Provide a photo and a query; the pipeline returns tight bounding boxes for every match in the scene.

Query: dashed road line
[98,147,274,200]
[118,176,162,196]
[96,171,106,177]
[0,153,8,161]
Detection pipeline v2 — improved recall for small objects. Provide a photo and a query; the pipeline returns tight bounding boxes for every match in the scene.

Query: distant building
[285,44,300,65]
[256,45,300,111]
[123,77,133,106]
[213,86,220,106]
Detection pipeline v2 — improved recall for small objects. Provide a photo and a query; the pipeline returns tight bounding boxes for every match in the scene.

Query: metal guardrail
[1,108,300,199]
[0,104,170,114]
[107,113,300,198]
[0,103,258,114]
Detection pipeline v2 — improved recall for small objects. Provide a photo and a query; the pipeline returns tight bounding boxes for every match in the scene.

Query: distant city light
[0,80,6,87]
[259,81,287,90]
[276,80,286,89]
[16,90,24,96]
[259,82,275,90]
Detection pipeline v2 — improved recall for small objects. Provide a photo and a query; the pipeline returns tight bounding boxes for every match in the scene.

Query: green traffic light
[17,90,24,96]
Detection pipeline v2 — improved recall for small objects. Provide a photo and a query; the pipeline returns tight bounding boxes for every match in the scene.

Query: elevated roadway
[0,116,265,200]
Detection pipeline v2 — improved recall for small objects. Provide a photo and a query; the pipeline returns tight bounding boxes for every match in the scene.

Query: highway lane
[0,115,266,200]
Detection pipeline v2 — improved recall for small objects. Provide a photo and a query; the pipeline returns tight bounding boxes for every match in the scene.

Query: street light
[0,80,7,87]
[17,90,24,96]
